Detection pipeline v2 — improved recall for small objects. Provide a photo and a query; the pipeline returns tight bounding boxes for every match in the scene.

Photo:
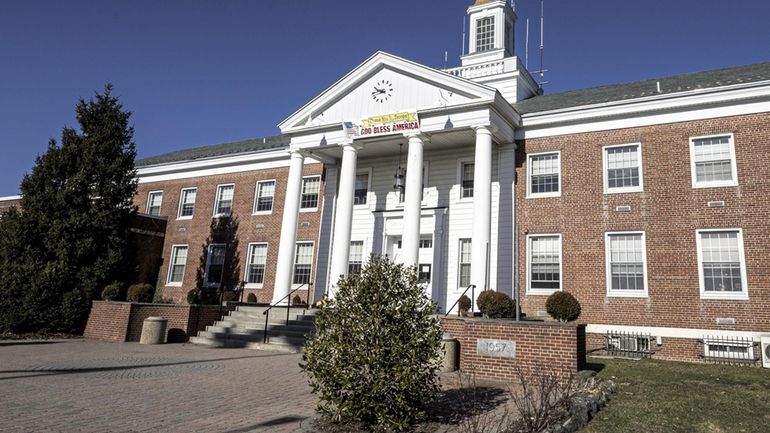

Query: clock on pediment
[371,79,393,103]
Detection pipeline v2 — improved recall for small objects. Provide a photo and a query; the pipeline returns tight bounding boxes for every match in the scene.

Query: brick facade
[0,197,20,214]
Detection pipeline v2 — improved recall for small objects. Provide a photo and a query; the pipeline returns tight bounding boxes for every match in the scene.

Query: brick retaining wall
[84,301,231,343]
[440,317,586,382]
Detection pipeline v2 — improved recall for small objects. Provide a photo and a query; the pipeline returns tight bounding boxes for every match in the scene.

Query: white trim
[605,231,649,298]
[252,179,277,215]
[602,143,644,194]
[526,233,563,296]
[353,168,373,209]
[203,243,227,288]
[176,187,197,220]
[586,323,770,340]
[299,175,321,212]
[696,228,749,300]
[688,133,738,189]
[526,151,561,198]
[136,157,322,184]
[166,244,188,287]
[212,183,235,218]
[291,240,315,289]
[456,158,475,202]
[0,195,21,201]
[146,190,163,215]
[244,242,268,289]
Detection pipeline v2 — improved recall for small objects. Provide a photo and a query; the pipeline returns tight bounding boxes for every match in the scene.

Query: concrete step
[214,318,315,330]
[204,325,311,340]
[189,336,302,353]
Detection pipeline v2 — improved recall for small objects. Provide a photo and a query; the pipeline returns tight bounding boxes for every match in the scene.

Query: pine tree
[0,85,137,334]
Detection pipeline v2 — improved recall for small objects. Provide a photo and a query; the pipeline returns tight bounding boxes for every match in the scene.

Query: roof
[136,135,288,167]
[515,61,770,115]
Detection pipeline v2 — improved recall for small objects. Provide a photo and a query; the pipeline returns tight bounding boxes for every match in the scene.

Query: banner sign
[343,111,420,139]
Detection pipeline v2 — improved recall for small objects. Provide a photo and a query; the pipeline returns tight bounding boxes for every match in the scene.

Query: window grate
[606,331,655,358]
[700,335,759,365]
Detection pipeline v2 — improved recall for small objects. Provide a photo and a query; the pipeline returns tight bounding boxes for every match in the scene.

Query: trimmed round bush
[301,255,442,431]
[545,291,581,322]
[458,294,472,315]
[476,290,515,318]
[126,283,154,303]
[101,282,123,301]
[292,294,306,306]
[246,293,257,303]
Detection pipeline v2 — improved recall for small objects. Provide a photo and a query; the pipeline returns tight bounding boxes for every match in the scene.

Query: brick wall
[0,198,20,214]
[441,317,586,381]
[134,163,325,304]
[516,113,770,341]
[83,302,132,342]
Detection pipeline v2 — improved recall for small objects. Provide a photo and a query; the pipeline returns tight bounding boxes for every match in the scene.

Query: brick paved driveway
[0,339,316,432]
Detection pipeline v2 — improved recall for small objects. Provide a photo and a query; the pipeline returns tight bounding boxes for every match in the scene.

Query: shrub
[126,283,154,303]
[101,282,123,301]
[187,289,199,305]
[301,255,442,431]
[292,294,306,306]
[246,293,257,303]
[458,294,472,316]
[476,290,515,318]
[545,291,581,322]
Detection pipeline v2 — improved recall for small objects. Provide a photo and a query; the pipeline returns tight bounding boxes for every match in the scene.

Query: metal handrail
[262,281,311,343]
[444,284,476,317]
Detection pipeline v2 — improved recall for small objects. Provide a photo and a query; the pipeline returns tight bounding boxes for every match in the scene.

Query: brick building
[130,0,770,362]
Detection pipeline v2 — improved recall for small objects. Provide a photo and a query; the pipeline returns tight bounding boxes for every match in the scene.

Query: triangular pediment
[279,51,497,132]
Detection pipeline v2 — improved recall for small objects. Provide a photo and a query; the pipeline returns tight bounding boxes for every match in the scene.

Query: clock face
[371,79,393,103]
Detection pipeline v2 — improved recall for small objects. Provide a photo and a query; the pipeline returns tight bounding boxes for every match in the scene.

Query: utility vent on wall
[300,221,311,227]
[255,223,265,229]
[178,227,186,232]
[716,317,736,325]
[615,205,632,212]
[536,310,549,317]
[708,200,726,208]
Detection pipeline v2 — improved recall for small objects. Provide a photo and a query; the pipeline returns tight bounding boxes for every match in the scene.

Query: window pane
[608,234,645,291]
[693,136,734,183]
[459,239,472,287]
[700,231,743,292]
[462,163,474,198]
[301,178,320,209]
[148,192,163,216]
[476,17,495,52]
[354,174,368,205]
[169,246,187,283]
[247,244,267,284]
[530,154,559,194]
[180,189,196,217]
[348,241,364,274]
[530,236,560,290]
[606,145,640,189]
[293,242,314,284]
[216,185,234,215]
[256,181,275,212]
[206,245,226,284]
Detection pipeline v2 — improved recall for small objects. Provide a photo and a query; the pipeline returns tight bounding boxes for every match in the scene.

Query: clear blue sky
[1,0,768,196]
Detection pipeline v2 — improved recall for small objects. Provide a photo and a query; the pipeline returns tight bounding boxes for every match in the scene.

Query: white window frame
[696,228,748,300]
[348,240,365,275]
[526,234,563,295]
[252,179,276,215]
[177,187,197,220]
[300,176,321,212]
[146,190,163,216]
[702,338,754,359]
[475,16,495,53]
[354,168,372,208]
[166,244,188,287]
[244,242,268,288]
[292,241,315,288]
[526,151,561,198]
[212,184,235,218]
[605,231,649,298]
[603,143,644,194]
[457,238,472,289]
[689,133,738,189]
[456,159,475,201]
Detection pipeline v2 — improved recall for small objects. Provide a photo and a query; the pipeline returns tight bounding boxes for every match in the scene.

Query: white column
[471,125,493,292]
[328,142,358,296]
[402,134,424,267]
[272,150,305,304]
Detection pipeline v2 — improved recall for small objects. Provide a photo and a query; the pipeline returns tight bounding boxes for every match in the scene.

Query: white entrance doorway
[385,234,433,286]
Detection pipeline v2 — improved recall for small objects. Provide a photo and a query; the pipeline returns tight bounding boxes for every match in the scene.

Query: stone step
[204,325,311,340]
[189,336,302,353]
[214,318,315,329]
[228,309,316,324]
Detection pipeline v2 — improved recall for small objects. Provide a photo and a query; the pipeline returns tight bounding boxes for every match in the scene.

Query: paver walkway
[0,339,316,432]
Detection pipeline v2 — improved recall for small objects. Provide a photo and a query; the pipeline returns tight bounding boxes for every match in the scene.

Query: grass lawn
[581,356,770,433]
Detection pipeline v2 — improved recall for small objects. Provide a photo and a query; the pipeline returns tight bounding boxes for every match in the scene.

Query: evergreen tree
[0,85,137,333]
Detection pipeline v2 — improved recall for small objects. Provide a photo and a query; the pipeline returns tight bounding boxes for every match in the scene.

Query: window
[690,134,738,188]
[214,184,234,217]
[458,239,472,288]
[178,188,197,218]
[605,232,648,297]
[461,162,474,198]
[527,152,560,197]
[697,229,747,299]
[204,244,226,287]
[293,242,314,285]
[604,144,643,193]
[419,237,433,249]
[254,180,275,213]
[475,17,495,52]
[301,177,320,210]
[167,245,188,285]
[354,172,369,205]
[418,264,432,284]
[527,235,562,294]
[348,241,364,275]
[703,337,755,361]
[245,243,268,286]
[146,191,163,216]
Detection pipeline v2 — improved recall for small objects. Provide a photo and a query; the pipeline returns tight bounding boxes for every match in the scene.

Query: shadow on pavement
[224,415,307,432]
[0,341,63,347]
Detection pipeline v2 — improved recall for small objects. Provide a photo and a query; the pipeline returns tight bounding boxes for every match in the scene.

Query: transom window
[458,239,472,288]
[178,188,197,218]
[167,245,188,285]
[254,180,275,213]
[605,232,647,296]
[690,134,738,188]
[528,235,562,294]
[348,241,364,275]
[301,177,320,209]
[604,144,643,193]
[214,185,234,217]
[354,173,369,205]
[147,191,163,216]
[697,229,747,299]
[461,162,474,198]
[528,152,560,197]
[293,242,314,285]
[204,244,226,287]
[419,237,433,249]
[475,17,495,52]
[246,243,268,285]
